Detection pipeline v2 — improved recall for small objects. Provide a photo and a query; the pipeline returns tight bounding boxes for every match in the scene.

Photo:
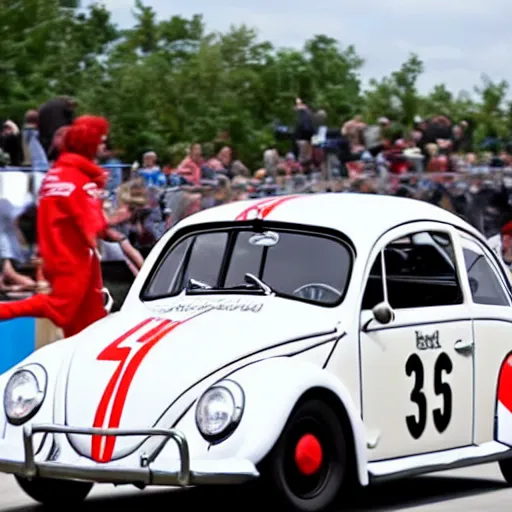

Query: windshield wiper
[244,273,273,295]
[185,274,272,296]
[187,278,212,291]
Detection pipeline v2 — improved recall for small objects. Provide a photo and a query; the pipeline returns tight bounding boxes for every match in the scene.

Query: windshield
[142,227,353,306]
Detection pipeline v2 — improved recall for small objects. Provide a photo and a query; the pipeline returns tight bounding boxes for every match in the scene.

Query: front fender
[177,357,368,486]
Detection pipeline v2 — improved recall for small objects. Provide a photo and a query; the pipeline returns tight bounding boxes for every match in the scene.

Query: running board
[368,441,512,483]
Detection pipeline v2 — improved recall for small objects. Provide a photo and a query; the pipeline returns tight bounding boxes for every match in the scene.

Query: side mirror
[372,301,394,325]
[469,277,478,294]
[361,302,395,332]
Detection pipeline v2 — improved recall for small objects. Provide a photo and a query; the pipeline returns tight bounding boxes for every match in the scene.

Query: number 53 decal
[405,352,453,439]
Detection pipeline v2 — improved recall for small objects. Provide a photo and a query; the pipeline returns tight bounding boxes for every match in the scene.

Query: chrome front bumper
[0,424,258,486]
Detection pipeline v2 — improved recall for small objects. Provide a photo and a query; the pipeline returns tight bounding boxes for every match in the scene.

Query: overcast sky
[91,0,511,96]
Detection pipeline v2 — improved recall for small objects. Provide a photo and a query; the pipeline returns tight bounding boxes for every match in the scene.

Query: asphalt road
[0,463,510,511]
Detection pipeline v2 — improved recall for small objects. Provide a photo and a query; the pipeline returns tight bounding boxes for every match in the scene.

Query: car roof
[177,193,483,248]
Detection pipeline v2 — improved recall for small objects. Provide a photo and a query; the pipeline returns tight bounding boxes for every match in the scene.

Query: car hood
[64,295,337,461]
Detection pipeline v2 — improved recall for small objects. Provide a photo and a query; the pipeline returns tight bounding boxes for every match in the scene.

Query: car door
[359,222,474,461]
[457,232,512,447]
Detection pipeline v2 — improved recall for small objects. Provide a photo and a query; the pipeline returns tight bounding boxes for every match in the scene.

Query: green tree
[0,0,116,122]
[473,74,509,145]
[364,54,423,132]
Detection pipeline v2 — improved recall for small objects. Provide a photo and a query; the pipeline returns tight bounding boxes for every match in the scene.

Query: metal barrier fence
[0,164,132,208]
[3,163,512,229]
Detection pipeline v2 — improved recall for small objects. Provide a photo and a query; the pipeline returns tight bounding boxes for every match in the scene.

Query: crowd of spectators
[2,96,512,297]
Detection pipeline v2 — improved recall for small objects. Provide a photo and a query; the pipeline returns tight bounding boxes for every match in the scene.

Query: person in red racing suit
[0,115,110,338]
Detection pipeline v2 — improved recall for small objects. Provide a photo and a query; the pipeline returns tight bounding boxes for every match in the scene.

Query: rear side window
[460,236,510,306]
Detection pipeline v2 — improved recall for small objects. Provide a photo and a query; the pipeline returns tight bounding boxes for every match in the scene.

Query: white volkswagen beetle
[2,193,512,511]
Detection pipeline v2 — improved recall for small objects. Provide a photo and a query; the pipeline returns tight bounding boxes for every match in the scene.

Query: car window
[182,232,228,287]
[361,254,384,310]
[261,233,350,300]
[144,232,227,297]
[460,237,510,306]
[144,238,191,297]
[361,230,463,310]
[142,228,353,306]
[224,231,264,287]
[226,231,351,301]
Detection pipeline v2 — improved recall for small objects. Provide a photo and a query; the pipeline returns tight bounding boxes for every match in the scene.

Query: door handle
[454,339,474,354]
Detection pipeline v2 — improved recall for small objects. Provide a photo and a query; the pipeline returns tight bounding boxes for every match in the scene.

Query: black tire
[499,457,512,484]
[15,475,93,506]
[262,399,347,512]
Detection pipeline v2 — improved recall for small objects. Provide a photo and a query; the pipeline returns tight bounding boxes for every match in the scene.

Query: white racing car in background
[2,193,512,511]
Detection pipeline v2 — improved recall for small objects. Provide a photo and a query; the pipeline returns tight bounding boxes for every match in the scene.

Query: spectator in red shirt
[280,153,302,176]
[426,143,449,173]
[385,139,410,175]
[206,146,233,178]
[176,143,203,185]
[0,115,110,338]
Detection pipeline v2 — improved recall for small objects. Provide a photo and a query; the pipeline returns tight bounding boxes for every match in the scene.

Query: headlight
[4,365,46,425]
[195,380,244,444]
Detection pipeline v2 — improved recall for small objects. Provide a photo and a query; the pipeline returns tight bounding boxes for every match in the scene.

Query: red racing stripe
[235,195,301,221]
[91,314,201,462]
[97,320,178,462]
[91,317,164,461]
[235,197,277,221]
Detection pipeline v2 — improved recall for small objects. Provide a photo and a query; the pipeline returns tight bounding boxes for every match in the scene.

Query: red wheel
[263,399,347,512]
